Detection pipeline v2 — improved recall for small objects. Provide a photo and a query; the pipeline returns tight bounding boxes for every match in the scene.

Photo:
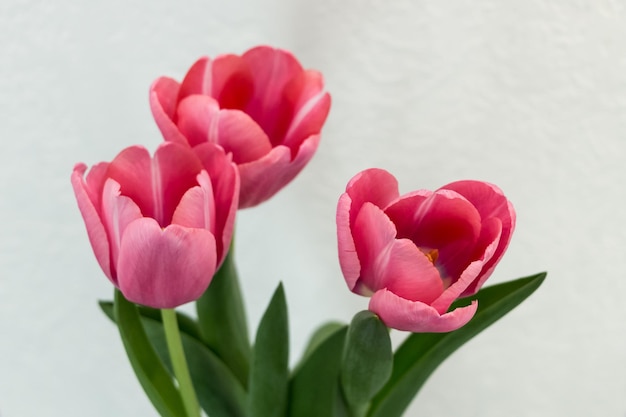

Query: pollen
[424,248,439,265]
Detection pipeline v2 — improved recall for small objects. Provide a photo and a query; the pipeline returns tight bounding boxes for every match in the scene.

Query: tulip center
[422,248,439,265]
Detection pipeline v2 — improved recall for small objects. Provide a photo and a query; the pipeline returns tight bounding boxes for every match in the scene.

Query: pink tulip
[71,142,239,308]
[336,169,515,333]
[149,45,331,208]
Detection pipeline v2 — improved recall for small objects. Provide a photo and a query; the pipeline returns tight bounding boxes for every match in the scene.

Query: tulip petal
[152,142,205,225]
[337,193,360,290]
[345,169,400,226]
[369,289,478,333]
[351,202,397,294]
[71,163,113,281]
[178,56,212,98]
[241,46,303,144]
[171,170,216,232]
[462,217,503,296]
[216,109,273,163]
[101,179,143,271]
[385,189,482,281]
[211,54,255,110]
[382,239,443,305]
[117,218,217,309]
[176,95,221,147]
[442,180,516,285]
[192,143,239,263]
[236,134,319,208]
[432,222,501,312]
[283,89,331,152]
[149,77,189,145]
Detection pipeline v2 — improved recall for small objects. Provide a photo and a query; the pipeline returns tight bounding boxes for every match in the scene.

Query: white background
[1,0,625,416]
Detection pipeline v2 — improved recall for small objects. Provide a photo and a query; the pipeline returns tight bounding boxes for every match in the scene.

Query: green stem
[162,308,200,417]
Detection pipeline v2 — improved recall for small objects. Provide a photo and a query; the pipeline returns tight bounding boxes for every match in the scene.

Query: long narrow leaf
[249,283,290,417]
[113,290,186,417]
[368,272,546,417]
[196,247,251,387]
[102,298,248,417]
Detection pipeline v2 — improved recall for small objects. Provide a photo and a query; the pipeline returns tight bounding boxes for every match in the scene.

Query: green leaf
[100,301,201,341]
[113,290,186,417]
[102,298,248,417]
[340,311,392,416]
[368,272,546,417]
[249,283,290,417]
[288,325,348,417]
[196,247,251,387]
[299,321,345,366]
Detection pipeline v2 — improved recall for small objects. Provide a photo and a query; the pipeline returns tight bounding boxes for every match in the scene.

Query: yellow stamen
[425,248,439,265]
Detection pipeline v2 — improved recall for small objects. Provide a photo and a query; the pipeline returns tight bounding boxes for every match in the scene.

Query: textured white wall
[1,0,625,416]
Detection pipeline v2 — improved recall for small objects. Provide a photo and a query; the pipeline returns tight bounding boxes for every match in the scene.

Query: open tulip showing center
[337,169,515,333]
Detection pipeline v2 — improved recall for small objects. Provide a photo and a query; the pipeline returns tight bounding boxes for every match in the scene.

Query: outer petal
[336,193,360,289]
[101,179,143,274]
[432,221,501,312]
[149,77,189,145]
[71,163,113,280]
[282,90,331,152]
[236,134,319,208]
[211,54,255,110]
[241,46,303,143]
[192,143,239,264]
[345,169,400,226]
[178,56,212,98]
[369,289,478,333]
[117,218,217,309]
[441,180,516,285]
[282,71,331,150]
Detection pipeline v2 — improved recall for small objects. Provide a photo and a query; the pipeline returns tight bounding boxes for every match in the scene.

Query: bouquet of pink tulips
[71,45,545,417]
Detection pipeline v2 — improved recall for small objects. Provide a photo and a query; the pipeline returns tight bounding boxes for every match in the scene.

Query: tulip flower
[149,45,331,208]
[71,142,239,308]
[336,169,515,333]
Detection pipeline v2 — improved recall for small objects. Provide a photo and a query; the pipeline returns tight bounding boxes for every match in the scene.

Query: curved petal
[336,193,360,290]
[171,170,216,233]
[211,54,255,110]
[117,219,217,309]
[178,56,212,99]
[192,143,239,264]
[236,134,319,208]
[345,169,400,227]
[106,146,153,218]
[351,202,397,294]
[153,142,204,225]
[369,289,478,333]
[71,163,113,281]
[149,77,189,145]
[177,96,273,163]
[382,238,443,304]
[100,179,143,275]
[176,95,221,147]
[241,46,303,143]
[216,109,273,163]
[441,180,516,282]
[461,217,503,296]
[283,90,331,151]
